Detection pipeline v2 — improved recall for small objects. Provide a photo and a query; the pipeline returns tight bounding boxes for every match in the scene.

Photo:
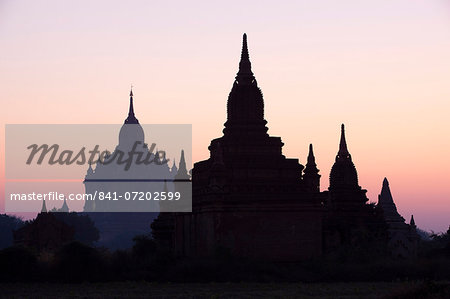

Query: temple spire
[236,33,254,84]
[223,33,267,136]
[377,177,404,223]
[410,215,416,227]
[175,149,190,180]
[125,87,139,124]
[60,197,69,212]
[41,199,47,213]
[337,124,351,161]
[179,150,186,172]
[379,177,394,204]
[304,144,320,192]
[306,144,316,166]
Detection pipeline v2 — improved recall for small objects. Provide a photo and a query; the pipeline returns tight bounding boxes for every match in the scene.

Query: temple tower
[169,34,324,261]
[303,144,321,193]
[378,178,419,258]
[328,124,368,207]
[223,33,268,138]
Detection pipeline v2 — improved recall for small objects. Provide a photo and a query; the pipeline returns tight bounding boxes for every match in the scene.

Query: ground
[1,281,449,298]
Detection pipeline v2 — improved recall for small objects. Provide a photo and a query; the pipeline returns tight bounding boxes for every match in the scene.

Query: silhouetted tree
[0,214,24,249]
[53,212,99,246]
[429,226,450,257]
[13,213,74,252]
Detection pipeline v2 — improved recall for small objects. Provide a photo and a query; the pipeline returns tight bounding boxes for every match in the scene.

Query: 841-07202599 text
[9,191,181,201]
[94,191,181,201]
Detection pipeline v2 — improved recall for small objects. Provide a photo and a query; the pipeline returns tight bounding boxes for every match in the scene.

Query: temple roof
[329,124,359,190]
[223,34,268,137]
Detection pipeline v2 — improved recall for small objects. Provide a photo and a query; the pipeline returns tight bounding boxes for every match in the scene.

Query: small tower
[175,150,190,181]
[378,178,404,223]
[41,198,47,213]
[171,159,178,175]
[60,197,69,213]
[303,144,320,192]
[378,178,419,258]
[329,124,359,191]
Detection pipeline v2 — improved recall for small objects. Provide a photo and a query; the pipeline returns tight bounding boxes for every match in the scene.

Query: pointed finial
[307,143,316,166]
[242,33,248,60]
[180,149,186,167]
[383,177,389,186]
[337,123,351,161]
[236,33,254,83]
[124,88,139,124]
[410,215,416,226]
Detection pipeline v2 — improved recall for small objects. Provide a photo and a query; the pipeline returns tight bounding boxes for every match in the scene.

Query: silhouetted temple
[82,89,184,249]
[378,178,418,258]
[152,34,418,261]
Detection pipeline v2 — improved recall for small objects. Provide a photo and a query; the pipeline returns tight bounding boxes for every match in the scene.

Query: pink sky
[1,0,449,232]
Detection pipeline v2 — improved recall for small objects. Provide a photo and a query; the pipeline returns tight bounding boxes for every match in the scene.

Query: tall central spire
[223,33,267,137]
[236,33,255,85]
[329,124,359,190]
[337,124,351,161]
[124,88,139,124]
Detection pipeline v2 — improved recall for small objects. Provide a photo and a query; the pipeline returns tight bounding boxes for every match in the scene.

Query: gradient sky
[1,0,449,232]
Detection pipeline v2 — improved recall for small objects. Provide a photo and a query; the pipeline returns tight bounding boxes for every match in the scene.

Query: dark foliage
[53,212,99,246]
[13,213,74,252]
[0,214,24,249]
[0,246,37,282]
[1,227,450,283]
[420,226,450,258]
[53,241,108,282]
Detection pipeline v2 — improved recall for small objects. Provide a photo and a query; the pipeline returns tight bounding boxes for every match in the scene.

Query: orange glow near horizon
[1,0,449,232]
